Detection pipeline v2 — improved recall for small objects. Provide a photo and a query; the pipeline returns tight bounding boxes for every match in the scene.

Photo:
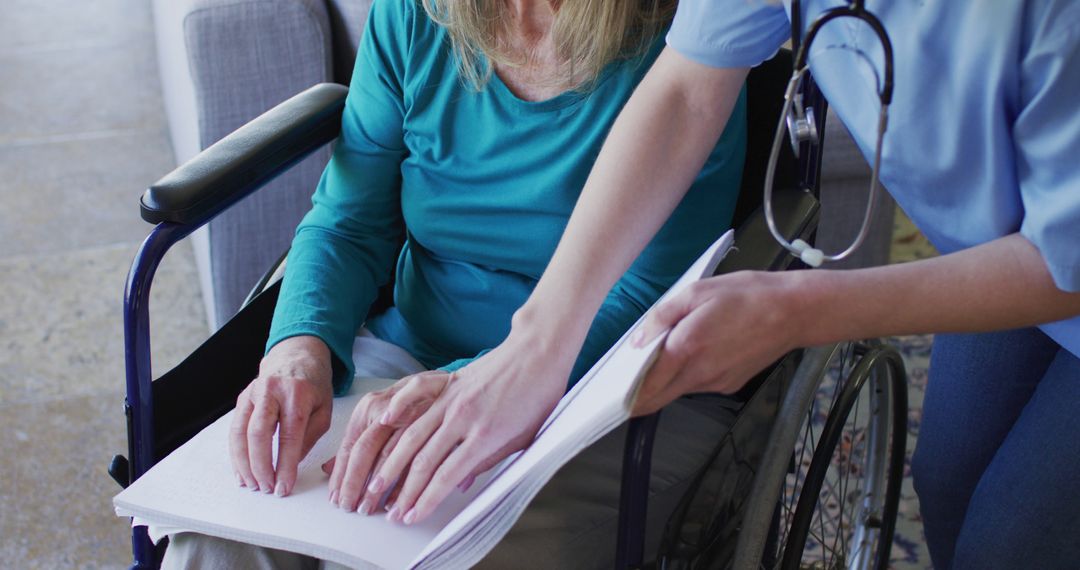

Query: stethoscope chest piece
[785,94,818,158]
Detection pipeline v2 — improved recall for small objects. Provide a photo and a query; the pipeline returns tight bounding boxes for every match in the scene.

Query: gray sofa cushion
[184,0,335,327]
[326,0,374,83]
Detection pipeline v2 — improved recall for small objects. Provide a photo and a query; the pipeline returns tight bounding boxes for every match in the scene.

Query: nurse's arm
[511,47,748,354]
[632,233,1080,415]
[354,52,750,524]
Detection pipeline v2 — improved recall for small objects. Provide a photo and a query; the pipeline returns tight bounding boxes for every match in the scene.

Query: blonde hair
[420,0,675,92]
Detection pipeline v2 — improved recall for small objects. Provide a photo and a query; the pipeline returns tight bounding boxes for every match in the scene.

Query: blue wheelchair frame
[119,84,349,568]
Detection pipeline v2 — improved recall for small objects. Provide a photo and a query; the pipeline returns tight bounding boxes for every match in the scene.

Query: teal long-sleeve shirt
[267,0,747,395]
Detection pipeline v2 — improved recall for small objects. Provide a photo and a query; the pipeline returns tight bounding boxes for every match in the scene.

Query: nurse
[377,1,1079,566]
[518,0,1080,567]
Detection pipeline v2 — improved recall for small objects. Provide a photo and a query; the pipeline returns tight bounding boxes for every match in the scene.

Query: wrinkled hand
[365,336,572,526]
[631,271,802,416]
[322,370,452,515]
[230,335,334,496]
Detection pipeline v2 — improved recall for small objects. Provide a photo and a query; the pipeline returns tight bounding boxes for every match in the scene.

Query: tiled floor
[0,2,939,569]
[0,1,208,567]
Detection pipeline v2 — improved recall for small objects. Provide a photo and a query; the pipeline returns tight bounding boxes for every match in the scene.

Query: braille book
[114,230,734,570]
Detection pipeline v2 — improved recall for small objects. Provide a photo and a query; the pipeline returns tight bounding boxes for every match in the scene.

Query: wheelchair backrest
[731,49,800,230]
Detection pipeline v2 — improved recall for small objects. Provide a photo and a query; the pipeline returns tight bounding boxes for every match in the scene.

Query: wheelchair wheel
[767,342,908,570]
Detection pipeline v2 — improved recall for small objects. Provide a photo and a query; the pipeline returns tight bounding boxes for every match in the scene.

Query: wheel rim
[771,345,902,570]
[846,370,891,570]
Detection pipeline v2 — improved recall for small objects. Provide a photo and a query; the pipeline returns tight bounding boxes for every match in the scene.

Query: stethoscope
[764,0,895,267]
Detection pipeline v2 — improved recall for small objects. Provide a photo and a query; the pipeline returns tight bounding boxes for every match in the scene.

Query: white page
[413,230,734,567]
[537,229,735,433]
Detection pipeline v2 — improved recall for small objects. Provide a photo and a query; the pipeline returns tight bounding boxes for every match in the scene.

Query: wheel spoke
[837,391,863,562]
[778,344,903,570]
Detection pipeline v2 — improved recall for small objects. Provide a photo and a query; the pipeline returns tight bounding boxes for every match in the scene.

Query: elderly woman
[162,0,746,567]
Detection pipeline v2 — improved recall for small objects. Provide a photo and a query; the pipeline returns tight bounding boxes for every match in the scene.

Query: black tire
[775,344,908,570]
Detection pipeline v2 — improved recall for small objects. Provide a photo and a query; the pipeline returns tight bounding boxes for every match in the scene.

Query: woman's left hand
[364,332,571,526]
[322,370,452,515]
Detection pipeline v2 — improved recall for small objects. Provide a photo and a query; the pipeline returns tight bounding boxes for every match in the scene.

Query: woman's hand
[230,335,334,497]
[323,370,452,515]
[363,332,574,526]
[630,271,804,416]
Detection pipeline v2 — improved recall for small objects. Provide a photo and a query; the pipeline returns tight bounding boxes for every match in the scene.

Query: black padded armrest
[714,186,819,275]
[140,83,349,225]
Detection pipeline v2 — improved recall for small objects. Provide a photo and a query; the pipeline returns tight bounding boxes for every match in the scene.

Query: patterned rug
[886,333,933,569]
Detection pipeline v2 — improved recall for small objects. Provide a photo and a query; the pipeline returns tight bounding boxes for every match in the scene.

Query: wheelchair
[112,49,908,570]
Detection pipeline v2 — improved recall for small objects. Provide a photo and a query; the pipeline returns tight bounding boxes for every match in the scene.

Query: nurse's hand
[322,370,451,515]
[630,271,803,416]
[230,335,334,497]
[364,332,572,526]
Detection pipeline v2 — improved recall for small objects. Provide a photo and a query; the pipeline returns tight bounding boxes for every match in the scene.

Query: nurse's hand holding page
[628,270,802,415]
[628,233,1080,416]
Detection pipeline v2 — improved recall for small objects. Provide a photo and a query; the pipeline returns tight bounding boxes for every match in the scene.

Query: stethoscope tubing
[764,1,894,267]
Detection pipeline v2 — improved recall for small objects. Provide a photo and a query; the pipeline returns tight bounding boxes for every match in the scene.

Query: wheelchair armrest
[714,186,819,275]
[140,83,348,225]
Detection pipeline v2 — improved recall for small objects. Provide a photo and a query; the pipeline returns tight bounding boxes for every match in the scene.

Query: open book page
[114,378,500,570]
[539,229,735,430]
[411,332,667,568]
[114,229,733,570]
[410,229,734,568]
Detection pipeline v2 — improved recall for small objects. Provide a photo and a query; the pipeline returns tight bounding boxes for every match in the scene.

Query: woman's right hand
[229,335,334,497]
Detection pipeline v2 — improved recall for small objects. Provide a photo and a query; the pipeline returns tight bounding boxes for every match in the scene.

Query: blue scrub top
[668,0,1080,358]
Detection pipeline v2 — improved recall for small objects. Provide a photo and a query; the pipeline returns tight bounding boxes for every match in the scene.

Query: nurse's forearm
[797,233,1080,344]
[515,48,748,344]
